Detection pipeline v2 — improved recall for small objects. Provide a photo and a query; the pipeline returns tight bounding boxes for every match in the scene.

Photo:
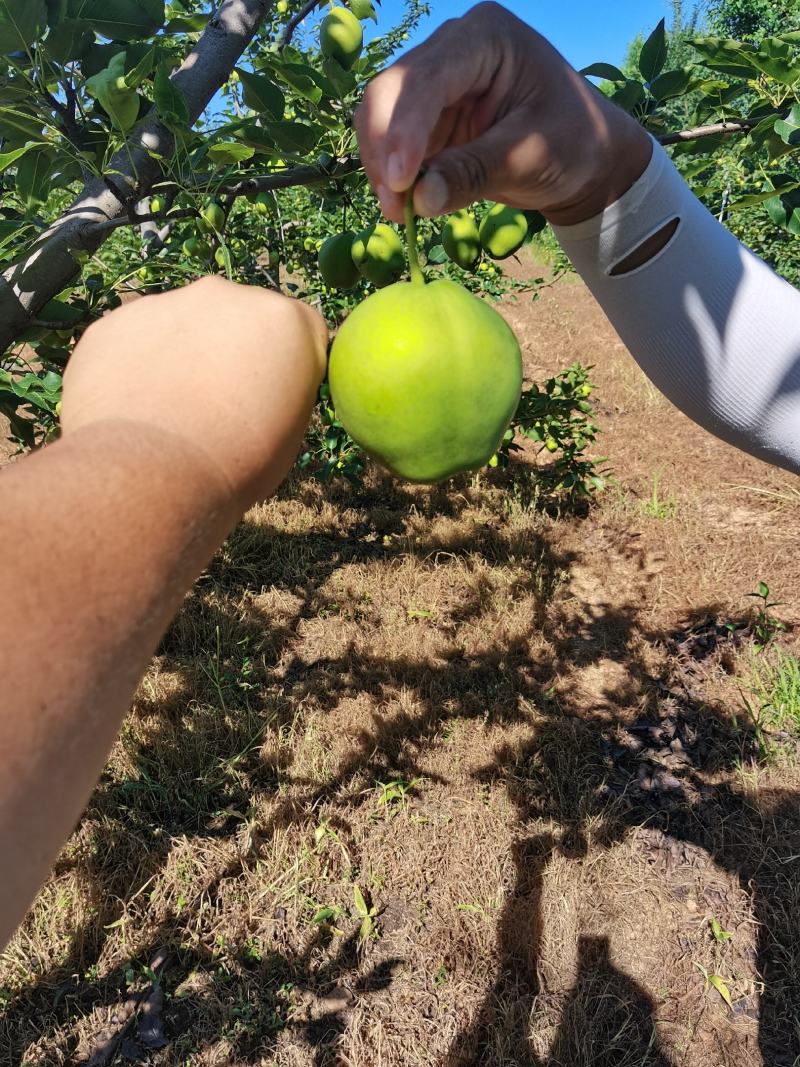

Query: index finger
[355,5,502,216]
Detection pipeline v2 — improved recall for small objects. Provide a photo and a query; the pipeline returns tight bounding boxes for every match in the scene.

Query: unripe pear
[182,236,212,259]
[441,209,481,269]
[320,6,363,70]
[330,279,522,483]
[318,231,359,290]
[201,200,226,232]
[351,223,404,287]
[479,203,528,260]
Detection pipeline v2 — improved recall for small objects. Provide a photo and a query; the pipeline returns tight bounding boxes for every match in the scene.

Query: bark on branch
[657,118,762,146]
[0,0,273,353]
[92,157,362,234]
[280,0,324,47]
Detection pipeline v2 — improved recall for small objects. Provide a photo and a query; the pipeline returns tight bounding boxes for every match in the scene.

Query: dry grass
[3,263,800,1066]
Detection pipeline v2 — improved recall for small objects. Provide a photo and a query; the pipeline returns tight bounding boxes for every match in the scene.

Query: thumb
[413,121,516,217]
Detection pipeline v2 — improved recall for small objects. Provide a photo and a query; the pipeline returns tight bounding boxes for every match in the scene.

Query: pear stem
[404,188,425,286]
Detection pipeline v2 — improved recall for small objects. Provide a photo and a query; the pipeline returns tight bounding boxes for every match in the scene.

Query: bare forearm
[0,422,234,945]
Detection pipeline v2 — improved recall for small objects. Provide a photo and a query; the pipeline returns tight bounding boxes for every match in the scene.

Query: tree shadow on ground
[2,472,798,1065]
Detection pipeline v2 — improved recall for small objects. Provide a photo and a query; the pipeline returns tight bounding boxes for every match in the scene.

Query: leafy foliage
[2,0,800,501]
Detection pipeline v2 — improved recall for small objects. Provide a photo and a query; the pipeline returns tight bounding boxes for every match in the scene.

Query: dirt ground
[2,258,800,1066]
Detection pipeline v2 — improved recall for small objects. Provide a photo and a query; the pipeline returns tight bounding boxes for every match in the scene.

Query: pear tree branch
[0,0,274,353]
[280,0,324,47]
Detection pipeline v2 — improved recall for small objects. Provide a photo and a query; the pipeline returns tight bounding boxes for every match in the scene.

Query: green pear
[351,223,405,287]
[319,231,359,289]
[319,6,363,70]
[329,279,522,482]
[441,209,481,269]
[479,203,528,259]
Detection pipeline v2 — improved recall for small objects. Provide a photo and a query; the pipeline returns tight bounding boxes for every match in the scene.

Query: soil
[2,258,799,1067]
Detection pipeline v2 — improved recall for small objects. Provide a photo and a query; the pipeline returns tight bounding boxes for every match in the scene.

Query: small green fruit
[351,223,404,287]
[319,6,363,70]
[252,191,272,215]
[201,201,226,232]
[150,194,164,215]
[215,246,228,268]
[329,279,522,483]
[441,209,481,270]
[268,249,281,267]
[183,237,212,259]
[318,231,359,289]
[479,203,528,260]
[277,0,288,12]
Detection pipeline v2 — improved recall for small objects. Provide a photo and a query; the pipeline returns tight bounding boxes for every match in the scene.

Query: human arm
[355,1,800,473]
[0,277,327,948]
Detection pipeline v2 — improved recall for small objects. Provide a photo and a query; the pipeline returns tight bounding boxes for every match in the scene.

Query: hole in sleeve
[608,218,681,277]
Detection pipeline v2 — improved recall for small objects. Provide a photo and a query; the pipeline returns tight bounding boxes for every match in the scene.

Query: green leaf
[353,885,368,918]
[271,60,324,104]
[649,66,696,101]
[39,298,83,324]
[260,120,322,154]
[0,0,46,54]
[764,173,800,235]
[44,17,92,61]
[580,62,625,82]
[45,0,67,25]
[749,37,800,86]
[775,104,800,146]
[16,146,52,210]
[639,19,668,83]
[348,0,376,21]
[0,141,46,172]
[81,40,152,78]
[708,974,733,1009]
[122,43,157,88]
[731,183,800,209]
[611,79,646,114]
[321,55,357,96]
[230,120,274,153]
[206,141,254,165]
[153,62,189,132]
[690,37,759,78]
[710,917,732,942]
[163,13,208,32]
[236,68,284,119]
[0,105,46,140]
[70,0,165,41]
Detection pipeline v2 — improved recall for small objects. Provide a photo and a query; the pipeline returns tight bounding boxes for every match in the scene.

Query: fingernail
[417,171,448,215]
[387,151,405,190]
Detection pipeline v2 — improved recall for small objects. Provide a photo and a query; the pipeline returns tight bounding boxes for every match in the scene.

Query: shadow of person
[544,935,675,1067]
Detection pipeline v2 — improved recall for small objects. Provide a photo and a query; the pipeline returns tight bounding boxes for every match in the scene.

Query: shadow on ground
[2,469,798,1067]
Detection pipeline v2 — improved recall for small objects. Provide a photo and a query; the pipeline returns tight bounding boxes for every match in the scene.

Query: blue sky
[374,1,679,72]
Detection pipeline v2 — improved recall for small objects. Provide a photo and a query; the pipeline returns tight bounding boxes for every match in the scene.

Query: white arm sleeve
[552,139,800,475]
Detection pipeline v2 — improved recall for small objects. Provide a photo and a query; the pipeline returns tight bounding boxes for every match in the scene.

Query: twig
[85,158,362,237]
[280,0,324,47]
[657,118,763,146]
